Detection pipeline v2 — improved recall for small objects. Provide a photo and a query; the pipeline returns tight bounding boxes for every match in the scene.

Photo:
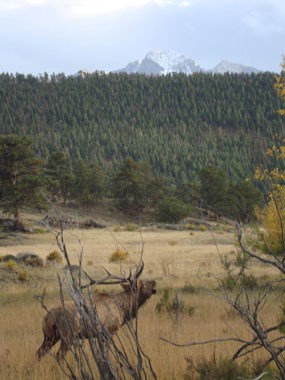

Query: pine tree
[0,135,46,220]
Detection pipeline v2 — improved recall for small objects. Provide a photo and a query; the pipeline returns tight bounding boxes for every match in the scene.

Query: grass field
[0,215,281,379]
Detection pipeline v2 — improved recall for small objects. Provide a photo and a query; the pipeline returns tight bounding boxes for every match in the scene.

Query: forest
[0,71,284,183]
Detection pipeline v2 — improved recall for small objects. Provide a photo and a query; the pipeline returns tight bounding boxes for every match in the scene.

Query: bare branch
[237,372,270,380]
[36,218,156,380]
[237,224,285,274]
[160,336,248,348]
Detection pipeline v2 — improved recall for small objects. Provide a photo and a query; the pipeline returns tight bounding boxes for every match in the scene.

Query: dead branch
[36,220,156,380]
[159,336,248,348]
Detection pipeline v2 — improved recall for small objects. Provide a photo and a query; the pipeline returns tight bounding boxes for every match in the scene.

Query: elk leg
[56,340,69,363]
[36,334,59,360]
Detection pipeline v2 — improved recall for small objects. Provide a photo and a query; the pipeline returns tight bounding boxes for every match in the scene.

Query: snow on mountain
[75,52,261,77]
[117,50,203,75]
[212,60,260,74]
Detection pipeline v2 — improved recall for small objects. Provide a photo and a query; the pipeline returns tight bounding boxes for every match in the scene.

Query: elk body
[36,267,156,361]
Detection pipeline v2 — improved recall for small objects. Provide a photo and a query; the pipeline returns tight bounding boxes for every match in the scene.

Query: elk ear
[121,283,131,291]
[136,280,143,290]
[121,281,142,291]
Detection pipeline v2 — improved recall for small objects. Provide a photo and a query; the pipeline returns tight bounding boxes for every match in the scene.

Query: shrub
[18,269,29,282]
[221,274,237,291]
[181,284,196,294]
[124,223,138,232]
[241,273,258,290]
[155,289,195,320]
[184,354,265,380]
[168,240,178,246]
[109,248,128,262]
[221,273,258,292]
[46,250,63,263]
[3,260,17,273]
[0,254,17,262]
[198,224,208,231]
[185,223,196,230]
[155,197,190,224]
[24,257,44,267]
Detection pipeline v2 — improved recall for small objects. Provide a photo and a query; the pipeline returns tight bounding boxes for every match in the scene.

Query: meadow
[0,217,281,380]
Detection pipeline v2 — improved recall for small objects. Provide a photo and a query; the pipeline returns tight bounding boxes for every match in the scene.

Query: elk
[36,261,156,362]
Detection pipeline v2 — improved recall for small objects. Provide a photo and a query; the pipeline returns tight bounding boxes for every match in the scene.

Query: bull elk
[36,261,156,361]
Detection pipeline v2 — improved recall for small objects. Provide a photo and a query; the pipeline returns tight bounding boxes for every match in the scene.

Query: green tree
[155,196,190,224]
[0,135,46,220]
[45,151,73,203]
[200,165,228,217]
[275,56,285,116]
[227,180,262,222]
[72,160,105,204]
[112,158,157,214]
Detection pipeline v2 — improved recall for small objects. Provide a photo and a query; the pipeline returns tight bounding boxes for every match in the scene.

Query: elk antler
[80,260,144,289]
[130,260,144,282]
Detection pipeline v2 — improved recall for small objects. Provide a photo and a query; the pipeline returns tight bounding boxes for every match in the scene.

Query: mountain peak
[212,60,260,74]
[116,51,260,76]
[117,50,203,75]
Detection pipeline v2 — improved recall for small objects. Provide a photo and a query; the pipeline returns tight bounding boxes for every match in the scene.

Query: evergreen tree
[72,160,105,204]
[155,197,190,224]
[112,157,157,214]
[227,180,262,222]
[200,165,229,216]
[0,135,46,220]
[45,151,73,203]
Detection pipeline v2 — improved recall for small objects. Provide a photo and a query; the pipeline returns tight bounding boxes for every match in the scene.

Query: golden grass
[0,227,281,379]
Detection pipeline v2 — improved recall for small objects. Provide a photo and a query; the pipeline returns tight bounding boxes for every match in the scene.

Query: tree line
[0,134,261,224]
[0,71,284,183]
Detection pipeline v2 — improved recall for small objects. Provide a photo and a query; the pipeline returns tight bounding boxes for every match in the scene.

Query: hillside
[0,71,284,182]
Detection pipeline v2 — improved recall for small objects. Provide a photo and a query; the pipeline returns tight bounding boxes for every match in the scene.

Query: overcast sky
[0,0,284,75]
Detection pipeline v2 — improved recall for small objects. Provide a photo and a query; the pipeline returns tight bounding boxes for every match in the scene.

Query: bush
[221,273,258,292]
[124,223,139,232]
[181,284,196,294]
[155,197,190,224]
[0,254,17,262]
[18,269,29,282]
[109,248,128,262]
[3,260,17,273]
[155,288,195,320]
[46,250,63,263]
[241,273,258,290]
[185,223,196,230]
[24,257,44,267]
[184,354,265,380]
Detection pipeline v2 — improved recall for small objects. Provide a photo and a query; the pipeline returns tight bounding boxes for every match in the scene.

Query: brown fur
[36,280,156,361]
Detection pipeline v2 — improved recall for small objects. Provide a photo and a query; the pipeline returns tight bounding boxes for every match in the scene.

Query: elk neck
[117,286,148,323]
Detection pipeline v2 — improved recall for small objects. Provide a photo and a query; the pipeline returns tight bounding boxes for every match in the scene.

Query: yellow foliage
[256,186,285,253]
[3,260,17,273]
[46,250,63,263]
[109,248,128,262]
[255,57,285,253]
[18,269,29,282]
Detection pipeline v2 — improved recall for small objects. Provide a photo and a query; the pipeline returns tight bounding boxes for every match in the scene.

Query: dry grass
[0,225,281,379]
